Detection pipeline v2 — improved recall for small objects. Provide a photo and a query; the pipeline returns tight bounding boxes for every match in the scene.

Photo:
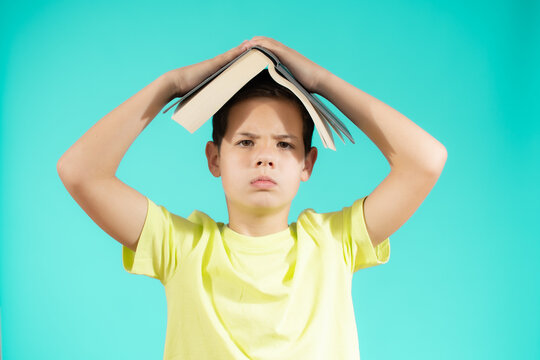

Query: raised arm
[315,70,447,247]
[241,36,447,248]
[57,40,252,251]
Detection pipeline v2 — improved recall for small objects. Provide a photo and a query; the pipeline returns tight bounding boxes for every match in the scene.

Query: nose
[255,145,275,168]
[256,157,274,167]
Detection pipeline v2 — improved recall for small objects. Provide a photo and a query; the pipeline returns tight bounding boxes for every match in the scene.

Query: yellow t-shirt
[123,196,390,360]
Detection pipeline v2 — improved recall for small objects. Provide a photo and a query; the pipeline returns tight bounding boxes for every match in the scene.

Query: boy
[57,37,447,359]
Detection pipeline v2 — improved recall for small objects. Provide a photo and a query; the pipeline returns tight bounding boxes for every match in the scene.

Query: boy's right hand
[163,40,251,99]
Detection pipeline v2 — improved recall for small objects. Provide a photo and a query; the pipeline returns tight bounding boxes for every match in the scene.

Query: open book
[162,45,354,150]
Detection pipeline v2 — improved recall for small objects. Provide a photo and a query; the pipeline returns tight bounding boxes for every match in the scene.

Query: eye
[237,139,253,147]
[278,141,294,149]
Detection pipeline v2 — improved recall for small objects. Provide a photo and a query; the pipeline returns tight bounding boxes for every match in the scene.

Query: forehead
[225,97,303,138]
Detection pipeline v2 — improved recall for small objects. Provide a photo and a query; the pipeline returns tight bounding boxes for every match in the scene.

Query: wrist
[159,70,183,100]
[314,69,332,96]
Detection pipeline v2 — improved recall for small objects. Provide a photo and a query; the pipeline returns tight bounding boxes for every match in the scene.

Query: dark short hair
[211,70,314,156]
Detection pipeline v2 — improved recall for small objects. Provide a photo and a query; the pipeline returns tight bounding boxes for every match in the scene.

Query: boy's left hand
[241,36,329,94]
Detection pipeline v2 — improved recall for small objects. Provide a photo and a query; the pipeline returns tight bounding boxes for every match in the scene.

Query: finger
[218,41,250,63]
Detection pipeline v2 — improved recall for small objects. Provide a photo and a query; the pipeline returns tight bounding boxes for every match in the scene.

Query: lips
[251,175,277,184]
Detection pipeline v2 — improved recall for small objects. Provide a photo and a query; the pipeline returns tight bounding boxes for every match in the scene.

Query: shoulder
[296,197,368,235]
[147,198,216,234]
[186,209,217,223]
[298,198,365,223]
[296,204,340,234]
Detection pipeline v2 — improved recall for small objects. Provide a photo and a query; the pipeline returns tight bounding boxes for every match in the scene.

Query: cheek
[220,160,244,187]
[283,162,304,187]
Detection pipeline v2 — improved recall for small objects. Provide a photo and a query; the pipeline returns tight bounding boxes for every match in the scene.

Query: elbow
[57,156,73,183]
[393,145,448,177]
[425,145,447,176]
[57,155,81,185]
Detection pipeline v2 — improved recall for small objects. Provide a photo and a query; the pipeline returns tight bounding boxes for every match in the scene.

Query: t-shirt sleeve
[122,196,199,285]
[326,196,391,273]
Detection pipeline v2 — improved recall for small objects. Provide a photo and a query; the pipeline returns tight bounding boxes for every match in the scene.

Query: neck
[226,201,291,237]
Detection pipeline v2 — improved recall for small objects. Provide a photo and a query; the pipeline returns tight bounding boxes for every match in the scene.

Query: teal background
[1,0,539,358]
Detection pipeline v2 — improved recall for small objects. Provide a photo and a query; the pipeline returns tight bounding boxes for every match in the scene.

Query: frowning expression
[206,96,317,216]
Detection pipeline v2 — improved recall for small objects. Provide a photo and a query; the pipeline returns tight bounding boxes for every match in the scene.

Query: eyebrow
[235,132,300,141]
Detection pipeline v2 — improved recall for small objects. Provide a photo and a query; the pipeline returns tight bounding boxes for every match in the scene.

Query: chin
[242,198,289,214]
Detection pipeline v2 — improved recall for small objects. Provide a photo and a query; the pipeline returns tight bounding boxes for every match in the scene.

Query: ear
[300,146,318,182]
[205,141,221,177]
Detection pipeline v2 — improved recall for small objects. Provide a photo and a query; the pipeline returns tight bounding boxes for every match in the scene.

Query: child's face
[206,97,317,216]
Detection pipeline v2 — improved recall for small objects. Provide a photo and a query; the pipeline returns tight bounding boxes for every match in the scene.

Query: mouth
[251,176,277,188]
[251,176,277,184]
